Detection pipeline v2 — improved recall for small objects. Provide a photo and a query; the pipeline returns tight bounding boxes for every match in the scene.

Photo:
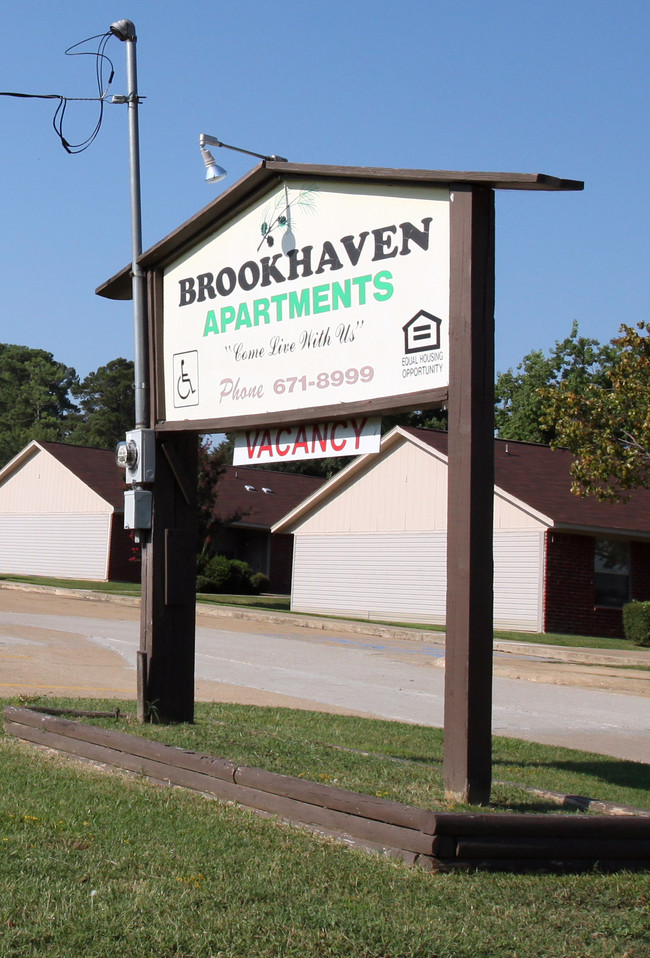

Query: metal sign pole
[112,21,198,724]
[110,19,149,429]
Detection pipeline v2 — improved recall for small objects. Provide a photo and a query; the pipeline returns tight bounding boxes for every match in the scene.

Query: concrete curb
[492,640,650,668]
[196,601,650,669]
[0,581,141,609]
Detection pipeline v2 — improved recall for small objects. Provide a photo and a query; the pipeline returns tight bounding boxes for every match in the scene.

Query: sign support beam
[444,185,495,804]
[139,432,198,723]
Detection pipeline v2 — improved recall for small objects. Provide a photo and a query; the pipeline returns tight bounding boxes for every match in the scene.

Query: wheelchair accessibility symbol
[172,351,199,408]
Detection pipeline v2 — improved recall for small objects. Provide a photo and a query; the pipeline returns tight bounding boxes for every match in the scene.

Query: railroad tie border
[4,706,649,873]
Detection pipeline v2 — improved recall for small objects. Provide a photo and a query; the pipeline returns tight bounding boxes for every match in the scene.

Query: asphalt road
[0,587,649,764]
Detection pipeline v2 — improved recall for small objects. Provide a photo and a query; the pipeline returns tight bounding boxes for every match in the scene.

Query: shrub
[250,571,271,594]
[196,574,215,594]
[226,559,256,594]
[196,555,255,595]
[622,601,650,646]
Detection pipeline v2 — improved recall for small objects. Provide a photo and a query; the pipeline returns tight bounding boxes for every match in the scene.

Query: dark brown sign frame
[98,162,583,804]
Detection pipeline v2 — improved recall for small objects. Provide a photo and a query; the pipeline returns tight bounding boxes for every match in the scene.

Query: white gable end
[0,447,112,515]
[290,436,548,535]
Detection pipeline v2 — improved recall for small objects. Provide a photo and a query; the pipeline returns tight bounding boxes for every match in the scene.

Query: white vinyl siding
[283,433,551,631]
[292,532,447,623]
[493,531,545,632]
[291,529,545,631]
[0,514,112,580]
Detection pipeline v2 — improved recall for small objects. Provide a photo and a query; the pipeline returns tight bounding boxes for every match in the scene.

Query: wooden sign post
[138,432,199,723]
[445,185,495,803]
[98,164,582,801]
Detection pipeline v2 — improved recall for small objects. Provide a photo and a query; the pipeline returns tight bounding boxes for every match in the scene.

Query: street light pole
[110,19,148,429]
[111,20,199,726]
[110,20,159,724]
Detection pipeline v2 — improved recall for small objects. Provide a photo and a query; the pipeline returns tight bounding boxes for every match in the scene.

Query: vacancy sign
[162,177,450,428]
[233,417,381,465]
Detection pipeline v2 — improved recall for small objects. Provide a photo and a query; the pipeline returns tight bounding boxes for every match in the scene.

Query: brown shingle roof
[32,445,323,523]
[39,442,126,511]
[405,428,650,535]
[212,466,325,529]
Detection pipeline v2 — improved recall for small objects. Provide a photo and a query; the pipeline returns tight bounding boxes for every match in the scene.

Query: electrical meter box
[115,429,155,484]
[124,488,153,530]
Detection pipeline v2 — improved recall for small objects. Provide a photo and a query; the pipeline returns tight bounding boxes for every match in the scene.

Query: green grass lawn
[1,698,648,957]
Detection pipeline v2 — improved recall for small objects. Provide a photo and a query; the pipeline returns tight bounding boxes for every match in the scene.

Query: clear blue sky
[0,0,647,381]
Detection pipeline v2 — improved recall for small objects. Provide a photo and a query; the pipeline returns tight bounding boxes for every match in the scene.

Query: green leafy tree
[495,321,617,443]
[0,344,78,465]
[68,358,135,449]
[542,321,650,500]
[495,348,555,443]
[381,408,448,434]
[196,436,241,572]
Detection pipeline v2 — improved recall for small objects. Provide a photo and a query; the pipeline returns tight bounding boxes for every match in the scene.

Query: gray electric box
[115,429,156,484]
[124,488,153,530]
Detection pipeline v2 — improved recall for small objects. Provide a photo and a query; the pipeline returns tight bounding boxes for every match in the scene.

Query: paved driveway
[0,586,648,763]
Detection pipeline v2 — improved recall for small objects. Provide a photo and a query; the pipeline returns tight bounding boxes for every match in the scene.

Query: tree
[0,344,78,466]
[68,358,135,449]
[541,321,650,501]
[196,436,238,571]
[495,321,618,444]
[381,408,448,434]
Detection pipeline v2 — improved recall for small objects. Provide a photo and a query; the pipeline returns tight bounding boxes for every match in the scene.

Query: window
[594,539,630,608]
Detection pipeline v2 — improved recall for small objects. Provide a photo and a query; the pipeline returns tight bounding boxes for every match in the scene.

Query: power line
[0,30,129,155]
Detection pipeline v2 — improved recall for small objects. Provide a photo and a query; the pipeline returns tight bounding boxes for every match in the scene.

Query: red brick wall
[269,533,293,594]
[108,516,142,584]
[544,531,650,639]
[630,539,650,603]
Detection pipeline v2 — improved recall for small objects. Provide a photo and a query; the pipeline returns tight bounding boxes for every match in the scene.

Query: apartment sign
[162,178,450,428]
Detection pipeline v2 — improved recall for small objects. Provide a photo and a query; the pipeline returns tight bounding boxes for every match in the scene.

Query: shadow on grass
[536,757,650,791]
[492,749,649,806]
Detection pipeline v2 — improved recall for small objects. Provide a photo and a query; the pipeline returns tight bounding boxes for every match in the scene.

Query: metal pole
[112,19,149,429]
[111,20,154,723]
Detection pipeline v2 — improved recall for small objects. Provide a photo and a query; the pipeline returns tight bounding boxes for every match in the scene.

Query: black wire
[66,31,115,98]
[0,31,118,155]
[0,91,62,100]
[52,31,115,154]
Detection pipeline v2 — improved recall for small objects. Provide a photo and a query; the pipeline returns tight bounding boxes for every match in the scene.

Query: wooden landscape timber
[24,706,122,719]
[4,706,649,873]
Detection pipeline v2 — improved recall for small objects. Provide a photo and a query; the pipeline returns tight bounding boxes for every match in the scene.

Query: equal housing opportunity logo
[401,309,444,380]
[403,310,441,353]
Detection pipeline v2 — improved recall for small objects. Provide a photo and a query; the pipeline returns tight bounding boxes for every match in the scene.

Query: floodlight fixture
[199,132,287,184]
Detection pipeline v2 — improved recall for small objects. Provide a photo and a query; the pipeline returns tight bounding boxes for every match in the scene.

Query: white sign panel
[232,416,381,465]
[162,179,450,425]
